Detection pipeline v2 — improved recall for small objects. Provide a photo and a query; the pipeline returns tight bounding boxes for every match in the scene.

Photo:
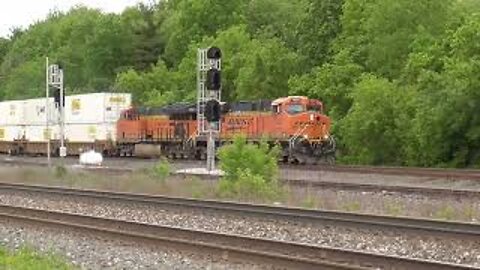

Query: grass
[433,205,456,221]
[1,164,480,222]
[0,247,73,270]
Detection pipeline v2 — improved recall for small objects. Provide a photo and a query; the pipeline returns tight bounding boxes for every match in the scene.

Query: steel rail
[0,204,475,270]
[283,164,480,180]
[0,182,480,240]
[3,156,480,180]
[282,179,480,199]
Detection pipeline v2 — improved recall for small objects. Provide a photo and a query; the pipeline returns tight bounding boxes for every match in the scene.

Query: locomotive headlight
[304,134,309,139]
[324,134,329,140]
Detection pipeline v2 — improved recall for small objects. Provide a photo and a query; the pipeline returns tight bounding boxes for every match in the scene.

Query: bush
[152,157,171,181]
[218,169,281,201]
[217,135,281,202]
[218,135,279,183]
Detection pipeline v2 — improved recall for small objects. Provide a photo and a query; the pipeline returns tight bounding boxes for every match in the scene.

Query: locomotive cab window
[307,104,323,114]
[272,105,280,114]
[286,104,305,115]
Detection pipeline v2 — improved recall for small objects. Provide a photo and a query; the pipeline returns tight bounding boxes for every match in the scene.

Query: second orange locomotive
[116,96,336,164]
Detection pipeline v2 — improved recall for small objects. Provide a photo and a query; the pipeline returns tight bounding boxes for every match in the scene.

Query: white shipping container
[24,125,60,142]
[0,102,8,125]
[0,126,25,141]
[0,100,25,126]
[65,93,131,124]
[23,98,59,126]
[0,92,130,144]
[64,123,116,143]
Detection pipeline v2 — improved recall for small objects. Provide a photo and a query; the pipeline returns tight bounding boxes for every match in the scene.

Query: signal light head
[207,47,222,59]
[205,99,221,122]
[207,68,221,91]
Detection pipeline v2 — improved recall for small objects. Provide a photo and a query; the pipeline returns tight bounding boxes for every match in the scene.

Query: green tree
[0,38,9,65]
[405,14,480,167]
[121,2,166,71]
[289,50,363,120]
[336,0,452,79]
[339,74,411,164]
[115,60,177,105]
[296,0,344,69]
[245,0,306,48]
[161,0,247,67]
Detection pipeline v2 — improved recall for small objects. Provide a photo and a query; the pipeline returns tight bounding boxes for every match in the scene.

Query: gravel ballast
[0,190,480,267]
[0,219,266,270]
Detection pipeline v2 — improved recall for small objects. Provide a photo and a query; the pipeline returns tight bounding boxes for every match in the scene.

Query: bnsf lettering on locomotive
[294,121,322,126]
[227,118,253,127]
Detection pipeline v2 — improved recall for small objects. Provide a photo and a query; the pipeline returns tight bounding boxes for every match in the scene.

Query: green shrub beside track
[217,136,282,202]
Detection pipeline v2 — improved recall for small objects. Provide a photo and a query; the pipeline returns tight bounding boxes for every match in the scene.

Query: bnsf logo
[294,121,324,126]
[226,118,253,127]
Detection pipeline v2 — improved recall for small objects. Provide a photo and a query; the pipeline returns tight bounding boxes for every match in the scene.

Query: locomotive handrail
[289,124,310,150]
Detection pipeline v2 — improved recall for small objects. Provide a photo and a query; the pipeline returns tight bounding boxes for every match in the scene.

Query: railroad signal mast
[47,62,67,158]
[197,47,222,171]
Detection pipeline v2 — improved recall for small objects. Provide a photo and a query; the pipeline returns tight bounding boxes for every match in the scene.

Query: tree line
[0,0,479,167]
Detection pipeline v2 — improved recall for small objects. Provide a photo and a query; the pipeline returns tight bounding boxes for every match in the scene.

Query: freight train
[0,93,335,164]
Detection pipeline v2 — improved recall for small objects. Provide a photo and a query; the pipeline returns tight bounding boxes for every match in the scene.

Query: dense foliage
[0,0,479,167]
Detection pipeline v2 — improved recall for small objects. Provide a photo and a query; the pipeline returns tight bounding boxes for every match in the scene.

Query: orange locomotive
[116,96,336,164]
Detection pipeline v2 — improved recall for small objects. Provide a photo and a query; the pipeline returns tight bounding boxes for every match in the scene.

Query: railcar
[0,93,131,156]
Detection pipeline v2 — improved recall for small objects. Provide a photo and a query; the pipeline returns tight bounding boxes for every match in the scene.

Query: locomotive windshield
[286,104,305,115]
[307,104,323,113]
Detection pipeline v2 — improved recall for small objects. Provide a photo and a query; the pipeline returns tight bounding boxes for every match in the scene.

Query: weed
[217,169,282,202]
[384,201,403,216]
[462,205,477,221]
[0,247,73,269]
[182,177,205,199]
[341,201,361,212]
[434,205,456,220]
[54,165,68,179]
[151,157,171,181]
[301,195,317,209]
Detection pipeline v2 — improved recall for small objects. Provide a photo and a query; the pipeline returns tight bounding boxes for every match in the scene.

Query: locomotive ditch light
[207,68,221,91]
[207,46,222,59]
[205,99,221,122]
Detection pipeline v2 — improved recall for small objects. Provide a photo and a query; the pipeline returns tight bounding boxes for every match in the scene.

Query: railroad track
[1,182,480,240]
[3,155,480,180]
[3,156,480,199]
[0,204,475,270]
[281,179,480,199]
[284,164,480,180]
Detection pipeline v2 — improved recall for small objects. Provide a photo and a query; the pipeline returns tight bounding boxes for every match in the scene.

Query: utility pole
[45,57,51,168]
[197,47,222,172]
[59,68,65,158]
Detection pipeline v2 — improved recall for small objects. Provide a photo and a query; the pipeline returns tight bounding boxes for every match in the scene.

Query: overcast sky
[0,0,148,38]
